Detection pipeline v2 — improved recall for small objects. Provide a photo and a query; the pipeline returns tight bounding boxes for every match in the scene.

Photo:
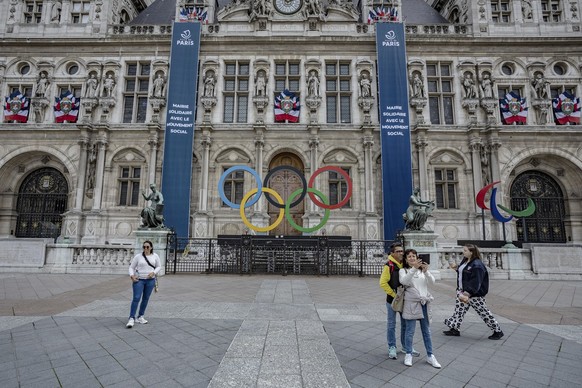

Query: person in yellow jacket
[379,243,420,360]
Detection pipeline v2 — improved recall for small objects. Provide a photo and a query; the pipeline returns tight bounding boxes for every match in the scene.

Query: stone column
[469,139,483,212]
[363,136,374,213]
[254,136,265,213]
[91,133,108,211]
[198,134,211,212]
[147,124,160,186]
[74,130,90,211]
[489,140,502,183]
[309,137,320,213]
[416,137,429,199]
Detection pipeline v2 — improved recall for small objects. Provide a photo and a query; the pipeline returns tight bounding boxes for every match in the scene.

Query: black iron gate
[511,171,566,243]
[16,167,68,239]
[166,234,396,276]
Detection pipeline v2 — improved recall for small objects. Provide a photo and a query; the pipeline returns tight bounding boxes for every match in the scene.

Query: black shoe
[443,328,460,336]
[488,331,504,340]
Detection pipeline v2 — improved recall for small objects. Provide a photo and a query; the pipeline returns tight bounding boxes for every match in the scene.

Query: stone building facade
[0,0,581,252]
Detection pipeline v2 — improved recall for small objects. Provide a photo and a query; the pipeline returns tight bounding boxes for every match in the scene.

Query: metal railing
[166,235,398,276]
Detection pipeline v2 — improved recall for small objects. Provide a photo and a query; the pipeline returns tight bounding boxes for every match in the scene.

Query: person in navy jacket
[443,244,504,340]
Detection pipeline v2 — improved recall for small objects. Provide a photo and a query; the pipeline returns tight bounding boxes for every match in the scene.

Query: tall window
[491,0,511,23]
[221,168,244,207]
[10,85,33,97]
[329,167,351,208]
[223,61,249,123]
[24,1,43,23]
[58,85,82,98]
[434,168,457,209]
[325,62,351,124]
[427,62,454,125]
[123,62,150,123]
[71,1,91,23]
[550,85,577,98]
[274,60,300,123]
[541,0,562,22]
[118,166,141,206]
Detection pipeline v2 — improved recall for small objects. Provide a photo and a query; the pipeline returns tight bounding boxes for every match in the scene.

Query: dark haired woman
[443,244,504,340]
[126,240,160,328]
[399,249,441,368]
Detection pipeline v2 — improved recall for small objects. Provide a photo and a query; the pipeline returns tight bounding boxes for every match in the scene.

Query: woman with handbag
[126,240,161,328]
[399,249,441,368]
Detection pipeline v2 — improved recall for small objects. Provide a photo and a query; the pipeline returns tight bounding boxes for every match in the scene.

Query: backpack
[386,260,401,291]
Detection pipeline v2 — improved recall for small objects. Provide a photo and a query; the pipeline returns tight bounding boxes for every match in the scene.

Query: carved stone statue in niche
[359,72,371,98]
[152,73,166,98]
[307,70,320,97]
[255,70,266,96]
[531,73,550,99]
[203,71,216,97]
[35,72,50,97]
[479,72,495,99]
[410,73,424,98]
[461,72,478,99]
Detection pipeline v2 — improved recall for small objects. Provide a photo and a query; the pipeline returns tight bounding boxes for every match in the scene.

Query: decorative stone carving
[31,97,49,123]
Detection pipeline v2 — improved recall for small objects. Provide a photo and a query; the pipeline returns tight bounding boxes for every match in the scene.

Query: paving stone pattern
[0,273,581,387]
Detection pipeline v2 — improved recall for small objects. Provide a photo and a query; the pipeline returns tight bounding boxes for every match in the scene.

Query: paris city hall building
[0,0,581,271]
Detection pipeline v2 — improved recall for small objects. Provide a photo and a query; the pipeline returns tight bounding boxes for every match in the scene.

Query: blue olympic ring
[218,165,262,209]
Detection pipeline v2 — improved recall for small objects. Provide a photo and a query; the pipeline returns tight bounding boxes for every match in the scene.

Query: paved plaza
[0,272,581,387]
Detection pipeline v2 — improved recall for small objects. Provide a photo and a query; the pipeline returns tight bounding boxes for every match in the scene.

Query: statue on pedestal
[140,183,165,228]
[403,188,435,231]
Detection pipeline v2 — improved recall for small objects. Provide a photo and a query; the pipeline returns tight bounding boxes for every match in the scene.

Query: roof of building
[129,0,449,25]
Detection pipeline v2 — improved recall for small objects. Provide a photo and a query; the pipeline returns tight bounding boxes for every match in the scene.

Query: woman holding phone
[399,249,441,368]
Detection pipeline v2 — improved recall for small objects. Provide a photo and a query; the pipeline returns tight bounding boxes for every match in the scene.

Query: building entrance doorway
[15,167,69,238]
[510,171,566,243]
[267,153,305,236]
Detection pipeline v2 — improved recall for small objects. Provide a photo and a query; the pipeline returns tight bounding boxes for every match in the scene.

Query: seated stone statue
[140,183,165,228]
[403,188,435,231]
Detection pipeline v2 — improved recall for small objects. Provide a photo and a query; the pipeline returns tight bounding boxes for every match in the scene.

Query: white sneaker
[137,316,148,324]
[404,353,413,367]
[126,318,134,328]
[427,355,441,368]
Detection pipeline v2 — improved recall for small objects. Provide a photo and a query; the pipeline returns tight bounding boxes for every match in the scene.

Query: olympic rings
[308,166,352,209]
[218,165,262,209]
[240,188,285,232]
[285,188,330,233]
[218,165,353,232]
[263,166,307,209]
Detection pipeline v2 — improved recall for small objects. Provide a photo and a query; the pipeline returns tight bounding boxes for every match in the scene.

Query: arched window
[510,171,566,243]
[16,167,69,238]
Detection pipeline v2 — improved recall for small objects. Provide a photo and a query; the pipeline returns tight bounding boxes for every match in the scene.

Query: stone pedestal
[80,212,106,244]
[135,229,172,276]
[401,231,440,279]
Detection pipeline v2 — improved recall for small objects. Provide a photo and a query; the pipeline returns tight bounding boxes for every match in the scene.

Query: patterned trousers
[444,296,502,332]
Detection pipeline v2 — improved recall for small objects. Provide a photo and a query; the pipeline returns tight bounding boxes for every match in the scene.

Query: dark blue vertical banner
[161,22,201,237]
[376,23,413,240]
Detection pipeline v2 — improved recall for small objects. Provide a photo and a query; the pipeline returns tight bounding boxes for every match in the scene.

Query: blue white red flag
[4,91,29,123]
[179,7,208,23]
[499,91,528,124]
[368,7,398,24]
[274,89,300,123]
[553,91,580,125]
[54,90,80,123]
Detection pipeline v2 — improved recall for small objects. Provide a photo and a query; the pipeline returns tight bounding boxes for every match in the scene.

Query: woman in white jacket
[399,249,441,368]
[126,240,161,328]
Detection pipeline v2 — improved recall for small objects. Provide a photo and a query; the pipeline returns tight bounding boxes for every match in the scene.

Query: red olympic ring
[308,166,353,209]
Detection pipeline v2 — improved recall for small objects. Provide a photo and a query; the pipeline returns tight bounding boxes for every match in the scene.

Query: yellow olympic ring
[239,188,285,232]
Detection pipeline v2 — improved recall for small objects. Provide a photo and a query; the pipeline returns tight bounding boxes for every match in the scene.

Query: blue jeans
[386,302,405,349]
[404,304,433,356]
[129,278,156,319]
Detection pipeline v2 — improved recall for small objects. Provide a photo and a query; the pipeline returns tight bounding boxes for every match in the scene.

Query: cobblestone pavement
[0,273,581,387]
